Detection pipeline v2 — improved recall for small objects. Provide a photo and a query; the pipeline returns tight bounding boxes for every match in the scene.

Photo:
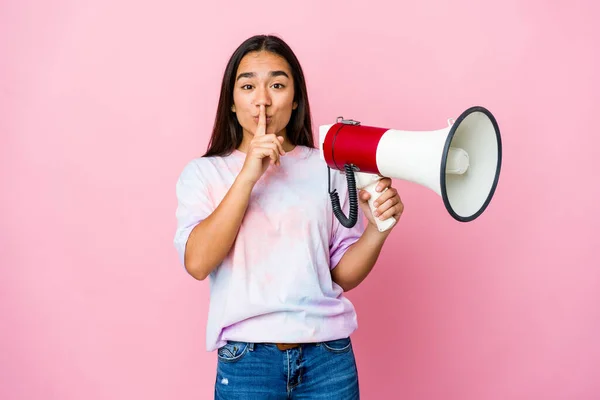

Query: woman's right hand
[238,105,286,185]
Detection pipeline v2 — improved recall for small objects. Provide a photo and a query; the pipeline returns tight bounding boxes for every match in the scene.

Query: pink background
[2,0,599,399]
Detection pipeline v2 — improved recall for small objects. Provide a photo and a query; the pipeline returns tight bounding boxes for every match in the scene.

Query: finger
[360,190,370,202]
[255,133,285,156]
[374,196,400,216]
[256,144,281,166]
[393,202,405,220]
[271,135,285,156]
[373,188,398,207]
[256,104,266,136]
[276,136,285,156]
[268,143,282,165]
[376,178,392,192]
[252,144,274,162]
[263,141,283,164]
[376,203,403,220]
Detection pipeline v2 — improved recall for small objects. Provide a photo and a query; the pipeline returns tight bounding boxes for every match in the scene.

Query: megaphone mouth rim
[440,105,502,222]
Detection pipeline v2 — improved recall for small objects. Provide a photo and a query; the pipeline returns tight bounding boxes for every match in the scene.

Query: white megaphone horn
[319,106,502,232]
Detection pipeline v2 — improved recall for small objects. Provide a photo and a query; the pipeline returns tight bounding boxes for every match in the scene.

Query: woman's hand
[358,178,404,230]
[238,105,285,185]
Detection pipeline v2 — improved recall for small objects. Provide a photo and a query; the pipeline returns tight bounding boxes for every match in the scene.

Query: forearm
[331,223,391,291]
[184,175,255,280]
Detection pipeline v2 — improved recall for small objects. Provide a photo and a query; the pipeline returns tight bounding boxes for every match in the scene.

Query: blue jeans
[214,337,360,399]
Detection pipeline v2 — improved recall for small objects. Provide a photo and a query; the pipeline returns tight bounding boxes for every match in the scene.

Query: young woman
[174,34,404,399]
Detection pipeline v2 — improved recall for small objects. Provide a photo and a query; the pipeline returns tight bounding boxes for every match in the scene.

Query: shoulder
[179,156,208,172]
[176,155,224,187]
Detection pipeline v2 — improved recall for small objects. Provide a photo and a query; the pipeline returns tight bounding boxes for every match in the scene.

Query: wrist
[235,172,258,188]
[364,221,392,241]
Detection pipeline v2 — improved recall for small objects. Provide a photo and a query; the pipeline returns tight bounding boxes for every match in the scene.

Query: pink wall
[2,0,598,399]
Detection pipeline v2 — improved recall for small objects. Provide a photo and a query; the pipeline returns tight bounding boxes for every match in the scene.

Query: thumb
[359,189,370,202]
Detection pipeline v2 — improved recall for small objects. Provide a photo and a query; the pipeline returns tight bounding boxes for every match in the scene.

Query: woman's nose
[254,87,271,106]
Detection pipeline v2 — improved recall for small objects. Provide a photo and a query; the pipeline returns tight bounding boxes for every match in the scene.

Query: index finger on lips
[256,105,266,136]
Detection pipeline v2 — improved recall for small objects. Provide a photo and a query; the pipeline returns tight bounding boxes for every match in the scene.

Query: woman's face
[232,51,298,139]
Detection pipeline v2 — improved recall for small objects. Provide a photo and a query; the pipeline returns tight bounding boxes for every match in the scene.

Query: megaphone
[319,106,502,232]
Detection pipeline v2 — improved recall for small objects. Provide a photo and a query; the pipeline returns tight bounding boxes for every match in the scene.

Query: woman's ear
[292,101,298,110]
[231,105,236,112]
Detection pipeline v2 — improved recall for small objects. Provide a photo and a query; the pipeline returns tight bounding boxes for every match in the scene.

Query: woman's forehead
[237,51,292,77]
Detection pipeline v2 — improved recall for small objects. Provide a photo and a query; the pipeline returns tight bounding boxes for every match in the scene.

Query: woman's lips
[254,116,272,124]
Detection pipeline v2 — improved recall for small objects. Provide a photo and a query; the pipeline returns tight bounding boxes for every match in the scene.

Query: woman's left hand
[358,178,404,230]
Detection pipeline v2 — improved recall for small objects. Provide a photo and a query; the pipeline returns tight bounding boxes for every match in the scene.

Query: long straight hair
[203,35,315,157]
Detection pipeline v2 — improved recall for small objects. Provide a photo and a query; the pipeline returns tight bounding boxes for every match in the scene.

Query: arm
[177,106,284,280]
[183,175,255,280]
[331,224,390,291]
[331,177,404,291]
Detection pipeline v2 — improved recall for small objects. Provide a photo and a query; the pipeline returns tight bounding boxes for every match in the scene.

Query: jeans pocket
[322,337,352,353]
[217,341,250,363]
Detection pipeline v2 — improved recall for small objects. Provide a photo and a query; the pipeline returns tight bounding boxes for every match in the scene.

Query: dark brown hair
[203,35,315,157]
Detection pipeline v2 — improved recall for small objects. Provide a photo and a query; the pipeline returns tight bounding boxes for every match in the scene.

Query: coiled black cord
[328,164,358,228]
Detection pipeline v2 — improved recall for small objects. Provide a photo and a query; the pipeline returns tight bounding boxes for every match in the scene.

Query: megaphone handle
[355,173,397,233]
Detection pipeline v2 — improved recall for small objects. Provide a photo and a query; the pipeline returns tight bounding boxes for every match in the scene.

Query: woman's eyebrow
[270,70,289,79]
[236,71,290,81]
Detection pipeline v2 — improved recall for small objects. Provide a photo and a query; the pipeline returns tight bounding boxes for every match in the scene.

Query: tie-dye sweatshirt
[174,144,366,351]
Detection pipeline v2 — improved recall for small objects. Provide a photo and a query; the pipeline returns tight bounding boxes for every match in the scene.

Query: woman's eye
[241,85,252,90]
[272,83,284,89]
